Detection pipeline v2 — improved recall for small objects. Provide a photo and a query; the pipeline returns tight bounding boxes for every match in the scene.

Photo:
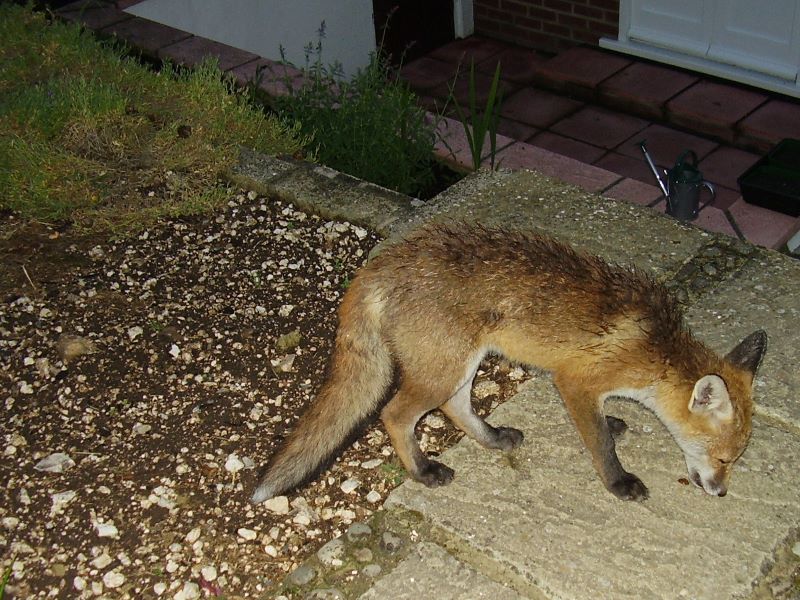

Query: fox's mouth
[689,470,727,497]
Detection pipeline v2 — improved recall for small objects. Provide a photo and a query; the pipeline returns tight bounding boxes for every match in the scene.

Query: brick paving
[738,99,800,153]
[156,37,258,71]
[666,80,769,143]
[598,61,698,120]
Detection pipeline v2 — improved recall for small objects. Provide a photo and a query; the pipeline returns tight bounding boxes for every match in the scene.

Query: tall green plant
[450,60,503,171]
[272,26,439,197]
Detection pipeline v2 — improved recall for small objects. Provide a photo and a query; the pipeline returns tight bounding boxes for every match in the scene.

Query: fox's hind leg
[381,379,456,487]
[441,378,523,451]
[606,415,627,437]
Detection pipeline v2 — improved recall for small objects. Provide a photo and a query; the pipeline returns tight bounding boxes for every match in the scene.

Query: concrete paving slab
[686,250,800,431]
[386,377,800,600]
[399,169,713,277]
[359,542,523,600]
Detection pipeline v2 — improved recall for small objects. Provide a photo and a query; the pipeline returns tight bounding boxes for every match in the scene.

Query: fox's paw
[610,473,649,501]
[494,426,524,451]
[416,461,455,488]
[606,416,628,437]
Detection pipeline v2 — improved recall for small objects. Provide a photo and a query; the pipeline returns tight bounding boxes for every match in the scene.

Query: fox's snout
[689,469,728,497]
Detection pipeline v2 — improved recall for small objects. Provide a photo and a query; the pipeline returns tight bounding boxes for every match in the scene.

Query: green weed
[379,462,407,486]
[0,562,10,599]
[272,25,439,198]
[449,60,504,171]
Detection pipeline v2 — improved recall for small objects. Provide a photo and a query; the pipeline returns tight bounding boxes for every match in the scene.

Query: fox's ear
[689,375,732,420]
[725,330,768,376]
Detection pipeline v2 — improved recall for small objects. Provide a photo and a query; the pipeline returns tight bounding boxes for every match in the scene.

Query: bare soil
[0,191,525,599]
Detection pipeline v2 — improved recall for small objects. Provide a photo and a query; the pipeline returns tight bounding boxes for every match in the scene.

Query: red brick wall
[474,0,619,54]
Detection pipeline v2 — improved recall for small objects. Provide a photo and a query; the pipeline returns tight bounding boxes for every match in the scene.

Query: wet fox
[251,223,767,504]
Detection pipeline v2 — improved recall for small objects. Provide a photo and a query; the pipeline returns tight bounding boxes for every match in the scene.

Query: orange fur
[251,223,767,503]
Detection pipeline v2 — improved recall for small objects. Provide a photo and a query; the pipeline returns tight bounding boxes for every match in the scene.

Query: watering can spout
[639,140,669,197]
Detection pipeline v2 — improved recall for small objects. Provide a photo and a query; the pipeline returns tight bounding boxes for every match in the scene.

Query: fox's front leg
[554,375,648,501]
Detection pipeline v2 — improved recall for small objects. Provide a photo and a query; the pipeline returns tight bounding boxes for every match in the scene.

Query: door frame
[454,0,474,38]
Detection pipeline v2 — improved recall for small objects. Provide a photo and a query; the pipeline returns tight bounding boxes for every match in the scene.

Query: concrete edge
[227,149,421,238]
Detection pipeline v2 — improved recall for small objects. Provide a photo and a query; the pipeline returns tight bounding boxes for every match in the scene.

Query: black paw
[416,461,455,488]
[606,415,628,437]
[609,472,649,501]
[494,426,524,451]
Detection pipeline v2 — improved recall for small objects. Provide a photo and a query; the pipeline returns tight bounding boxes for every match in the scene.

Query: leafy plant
[272,24,440,197]
[449,60,504,171]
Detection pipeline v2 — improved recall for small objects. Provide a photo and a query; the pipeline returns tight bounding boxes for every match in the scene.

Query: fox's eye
[716,458,730,465]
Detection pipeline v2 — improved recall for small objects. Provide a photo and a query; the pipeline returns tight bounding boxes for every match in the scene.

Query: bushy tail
[251,282,392,504]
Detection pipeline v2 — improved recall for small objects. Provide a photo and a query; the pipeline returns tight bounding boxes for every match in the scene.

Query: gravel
[0,190,525,598]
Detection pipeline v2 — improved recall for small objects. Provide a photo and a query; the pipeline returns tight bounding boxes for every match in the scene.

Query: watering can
[639,141,715,222]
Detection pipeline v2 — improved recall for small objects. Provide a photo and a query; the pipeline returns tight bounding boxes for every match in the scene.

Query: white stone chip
[91,553,112,569]
[33,452,75,473]
[224,454,245,473]
[340,478,360,494]
[237,528,257,541]
[185,527,201,544]
[174,581,200,599]
[95,522,119,538]
[133,423,152,435]
[103,570,125,588]
[50,490,76,515]
[263,495,290,515]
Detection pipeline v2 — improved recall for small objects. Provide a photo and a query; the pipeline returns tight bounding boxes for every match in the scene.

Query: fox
[251,222,768,504]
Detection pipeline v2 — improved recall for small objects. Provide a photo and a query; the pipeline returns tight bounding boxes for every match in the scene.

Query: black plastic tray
[738,138,800,217]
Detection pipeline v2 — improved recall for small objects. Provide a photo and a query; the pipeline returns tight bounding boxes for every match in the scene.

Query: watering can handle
[699,181,716,211]
[676,149,699,168]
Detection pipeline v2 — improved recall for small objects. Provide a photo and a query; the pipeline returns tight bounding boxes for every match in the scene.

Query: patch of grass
[272,26,440,198]
[0,4,309,232]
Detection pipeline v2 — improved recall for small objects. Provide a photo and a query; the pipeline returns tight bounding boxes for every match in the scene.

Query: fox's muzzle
[690,470,727,497]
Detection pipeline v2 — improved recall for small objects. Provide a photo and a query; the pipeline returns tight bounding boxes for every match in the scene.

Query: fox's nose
[716,485,727,497]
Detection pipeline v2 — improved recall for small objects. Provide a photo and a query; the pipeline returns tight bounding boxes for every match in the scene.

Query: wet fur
[251,223,765,503]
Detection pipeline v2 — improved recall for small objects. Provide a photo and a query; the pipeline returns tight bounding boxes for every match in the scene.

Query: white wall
[127,0,376,77]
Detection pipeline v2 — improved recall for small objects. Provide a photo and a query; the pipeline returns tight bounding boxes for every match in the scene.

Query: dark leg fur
[492,426,524,450]
[382,381,458,486]
[556,376,649,502]
[441,383,524,451]
[415,460,455,487]
[606,415,628,437]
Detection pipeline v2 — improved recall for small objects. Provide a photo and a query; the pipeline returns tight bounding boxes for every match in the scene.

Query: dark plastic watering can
[639,141,715,222]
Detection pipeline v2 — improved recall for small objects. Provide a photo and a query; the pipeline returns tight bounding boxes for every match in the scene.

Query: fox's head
[672,330,767,497]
